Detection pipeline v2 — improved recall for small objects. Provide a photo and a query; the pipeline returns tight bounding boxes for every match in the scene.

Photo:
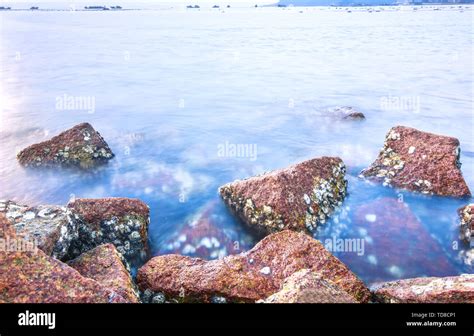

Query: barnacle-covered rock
[219,157,347,235]
[372,274,474,303]
[137,230,370,303]
[459,204,473,247]
[66,197,150,264]
[0,200,75,260]
[360,126,471,197]
[0,214,127,303]
[17,122,114,169]
[159,201,253,260]
[343,198,457,282]
[258,269,357,303]
[68,243,140,303]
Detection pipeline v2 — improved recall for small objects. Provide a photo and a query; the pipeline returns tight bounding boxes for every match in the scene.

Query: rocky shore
[1,122,473,303]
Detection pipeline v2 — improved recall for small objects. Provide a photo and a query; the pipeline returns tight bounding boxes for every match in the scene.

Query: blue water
[0,5,473,285]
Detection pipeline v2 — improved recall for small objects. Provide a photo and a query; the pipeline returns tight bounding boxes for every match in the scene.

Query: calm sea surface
[1,5,473,284]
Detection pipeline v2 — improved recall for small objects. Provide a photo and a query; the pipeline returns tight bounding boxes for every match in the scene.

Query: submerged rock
[0,214,128,303]
[331,106,366,121]
[67,198,150,264]
[258,269,357,303]
[159,201,253,260]
[219,157,347,235]
[372,274,474,303]
[459,204,473,247]
[17,122,114,169]
[360,126,471,197]
[137,230,370,303]
[0,200,75,260]
[68,243,140,303]
[343,198,457,282]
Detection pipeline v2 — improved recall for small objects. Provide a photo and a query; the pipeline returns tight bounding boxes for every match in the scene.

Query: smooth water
[1,6,473,285]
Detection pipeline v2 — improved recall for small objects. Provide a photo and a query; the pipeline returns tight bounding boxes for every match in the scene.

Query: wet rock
[219,157,347,235]
[159,201,253,260]
[459,204,473,247]
[0,214,127,303]
[17,122,114,169]
[372,274,474,303]
[332,106,366,121]
[137,230,370,303]
[0,200,75,260]
[343,198,457,282]
[258,269,357,303]
[68,243,140,303]
[66,197,150,264]
[360,126,471,197]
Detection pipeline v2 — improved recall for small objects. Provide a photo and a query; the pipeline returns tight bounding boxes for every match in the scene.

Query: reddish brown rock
[360,126,471,197]
[67,197,150,263]
[219,157,347,235]
[0,200,75,260]
[259,269,357,303]
[372,274,474,303]
[0,214,128,303]
[137,230,370,303]
[17,122,114,169]
[342,198,457,282]
[459,204,473,247]
[159,201,253,260]
[68,244,139,303]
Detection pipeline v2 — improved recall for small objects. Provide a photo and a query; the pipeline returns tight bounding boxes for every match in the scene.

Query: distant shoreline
[0,4,473,12]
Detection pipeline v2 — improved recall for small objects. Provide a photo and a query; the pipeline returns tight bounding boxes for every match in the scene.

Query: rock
[360,126,471,197]
[0,200,75,260]
[459,204,473,247]
[258,269,357,303]
[332,106,366,121]
[137,230,370,303]
[219,157,347,235]
[66,197,150,263]
[17,122,114,169]
[0,214,128,303]
[68,244,140,303]
[372,274,474,303]
[159,201,253,260]
[343,198,457,282]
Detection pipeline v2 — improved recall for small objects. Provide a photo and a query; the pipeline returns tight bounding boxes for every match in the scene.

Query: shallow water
[0,5,473,285]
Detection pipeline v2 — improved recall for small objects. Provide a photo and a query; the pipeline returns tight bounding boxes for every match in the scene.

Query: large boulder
[0,200,75,260]
[0,214,128,303]
[360,126,471,197]
[17,122,114,169]
[341,198,457,282]
[372,274,474,303]
[137,230,370,303]
[67,198,150,263]
[159,201,253,260]
[459,204,473,247]
[68,244,140,303]
[258,269,357,303]
[219,157,347,235]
